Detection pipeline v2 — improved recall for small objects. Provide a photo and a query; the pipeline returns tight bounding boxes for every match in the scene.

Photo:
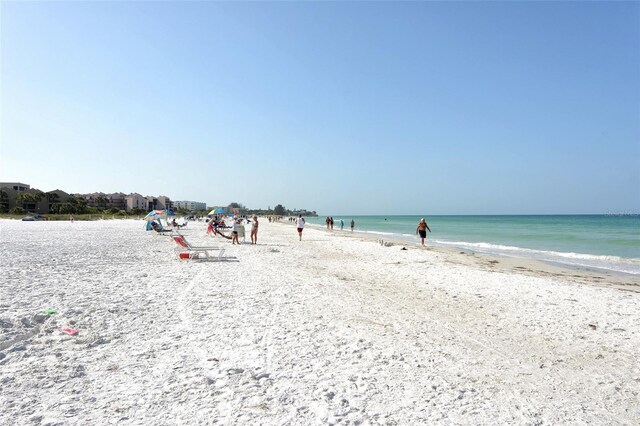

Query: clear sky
[1,1,639,215]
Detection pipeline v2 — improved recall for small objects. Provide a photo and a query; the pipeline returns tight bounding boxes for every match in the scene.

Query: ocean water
[306,215,640,275]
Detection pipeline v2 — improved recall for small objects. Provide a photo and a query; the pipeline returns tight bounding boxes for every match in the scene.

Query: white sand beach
[1,218,638,425]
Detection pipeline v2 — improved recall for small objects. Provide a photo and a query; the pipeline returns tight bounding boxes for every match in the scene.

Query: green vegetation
[205,202,316,217]
[244,203,316,217]
[0,190,9,213]
[0,213,130,220]
[0,190,318,219]
[0,211,131,221]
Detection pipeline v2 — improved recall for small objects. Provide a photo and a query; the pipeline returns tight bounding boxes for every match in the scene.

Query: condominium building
[107,193,126,210]
[125,193,149,211]
[173,200,207,212]
[147,195,172,211]
[0,182,30,191]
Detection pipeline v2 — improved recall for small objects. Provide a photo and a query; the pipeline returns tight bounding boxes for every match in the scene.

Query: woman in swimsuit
[250,215,259,245]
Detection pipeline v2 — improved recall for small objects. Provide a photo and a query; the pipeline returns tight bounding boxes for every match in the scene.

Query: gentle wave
[305,217,639,275]
[433,239,640,275]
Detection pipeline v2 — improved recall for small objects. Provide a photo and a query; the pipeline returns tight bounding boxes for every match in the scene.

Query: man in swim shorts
[416,218,432,247]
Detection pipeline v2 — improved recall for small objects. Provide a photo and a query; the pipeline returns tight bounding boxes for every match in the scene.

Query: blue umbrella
[208,207,226,215]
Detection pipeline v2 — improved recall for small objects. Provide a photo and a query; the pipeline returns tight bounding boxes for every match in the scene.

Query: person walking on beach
[340,219,344,230]
[416,218,432,246]
[350,219,355,232]
[330,217,334,230]
[250,215,259,245]
[295,214,305,241]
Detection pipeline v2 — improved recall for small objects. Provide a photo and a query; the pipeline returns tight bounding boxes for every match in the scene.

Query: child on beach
[232,219,239,245]
[206,216,217,235]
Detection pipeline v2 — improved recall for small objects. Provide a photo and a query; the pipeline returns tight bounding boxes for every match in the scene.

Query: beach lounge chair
[172,235,225,260]
[147,220,174,235]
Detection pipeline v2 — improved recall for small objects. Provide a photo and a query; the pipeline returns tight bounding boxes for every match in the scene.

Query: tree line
[0,190,317,218]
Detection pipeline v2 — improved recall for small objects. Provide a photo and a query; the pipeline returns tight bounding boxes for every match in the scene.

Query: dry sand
[1,218,638,425]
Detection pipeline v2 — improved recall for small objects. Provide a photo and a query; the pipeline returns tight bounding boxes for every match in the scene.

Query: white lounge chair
[172,235,225,260]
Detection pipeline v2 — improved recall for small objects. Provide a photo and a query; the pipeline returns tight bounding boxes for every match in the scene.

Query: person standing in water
[350,219,355,232]
[295,214,305,241]
[416,218,432,246]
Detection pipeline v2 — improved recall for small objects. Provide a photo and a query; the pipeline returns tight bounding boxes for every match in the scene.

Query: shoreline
[304,215,640,276]
[299,221,640,291]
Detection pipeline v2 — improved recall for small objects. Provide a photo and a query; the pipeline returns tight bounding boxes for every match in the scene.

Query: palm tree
[17,192,37,212]
[273,204,286,216]
[0,190,9,213]
[46,192,60,213]
[31,190,45,213]
[94,196,109,210]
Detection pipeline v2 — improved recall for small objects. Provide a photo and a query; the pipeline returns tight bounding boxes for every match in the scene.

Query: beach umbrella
[208,207,226,215]
[144,210,167,221]
[143,210,165,229]
[144,209,175,220]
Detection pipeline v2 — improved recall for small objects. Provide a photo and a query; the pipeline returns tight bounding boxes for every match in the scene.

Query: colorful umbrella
[208,207,226,215]
[144,210,167,221]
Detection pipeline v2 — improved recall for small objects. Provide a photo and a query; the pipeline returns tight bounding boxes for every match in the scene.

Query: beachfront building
[0,183,30,212]
[0,182,30,192]
[106,192,126,210]
[72,191,128,211]
[0,182,175,214]
[173,200,207,212]
[125,193,149,211]
[82,192,111,209]
[44,190,71,212]
[146,195,172,211]
[0,183,70,214]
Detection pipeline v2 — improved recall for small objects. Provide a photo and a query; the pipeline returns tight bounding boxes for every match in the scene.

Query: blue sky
[1,1,638,215]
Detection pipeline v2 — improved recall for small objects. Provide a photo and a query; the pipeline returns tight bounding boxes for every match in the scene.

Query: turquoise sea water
[306,215,640,275]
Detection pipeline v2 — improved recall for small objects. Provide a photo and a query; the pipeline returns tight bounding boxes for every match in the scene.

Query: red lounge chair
[172,235,225,260]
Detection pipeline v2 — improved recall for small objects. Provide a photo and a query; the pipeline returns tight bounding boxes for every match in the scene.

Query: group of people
[325,217,334,229]
[318,216,432,246]
[233,215,259,245]
[207,213,432,247]
[324,217,355,232]
[208,215,260,245]
[206,216,226,236]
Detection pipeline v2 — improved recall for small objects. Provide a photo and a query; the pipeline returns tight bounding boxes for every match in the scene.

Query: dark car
[22,214,48,221]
